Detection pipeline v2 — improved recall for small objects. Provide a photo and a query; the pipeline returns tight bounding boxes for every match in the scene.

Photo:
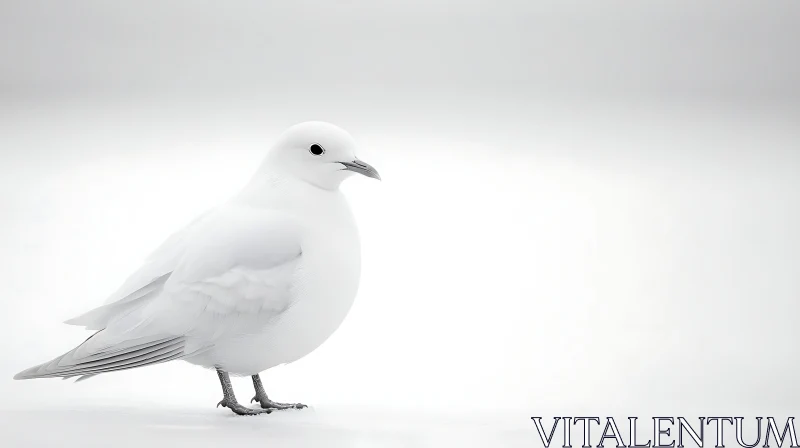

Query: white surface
[1,406,536,448]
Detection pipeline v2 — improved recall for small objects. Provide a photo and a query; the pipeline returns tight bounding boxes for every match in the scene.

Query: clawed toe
[217,398,272,416]
[248,374,308,411]
[265,401,307,410]
[251,395,307,410]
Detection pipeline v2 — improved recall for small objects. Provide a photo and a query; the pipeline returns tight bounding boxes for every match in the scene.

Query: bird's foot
[251,394,308,410]
[217,398,273,416]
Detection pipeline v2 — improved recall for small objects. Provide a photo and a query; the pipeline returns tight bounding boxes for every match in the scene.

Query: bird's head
[264,121,380,190]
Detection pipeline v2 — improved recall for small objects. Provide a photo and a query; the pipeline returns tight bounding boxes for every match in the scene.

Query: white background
[1,1,798,446]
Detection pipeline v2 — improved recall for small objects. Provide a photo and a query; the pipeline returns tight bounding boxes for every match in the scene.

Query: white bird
[14,121,380,415]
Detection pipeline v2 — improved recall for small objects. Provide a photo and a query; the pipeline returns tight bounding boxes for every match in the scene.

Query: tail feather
[30,339,184,379]
[14,335,187,380]
[60,348,186,380]
[62,336,182,368]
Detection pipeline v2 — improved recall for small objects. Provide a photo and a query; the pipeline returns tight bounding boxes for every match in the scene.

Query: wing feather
[15,205,303,380]
[63,210,213,329]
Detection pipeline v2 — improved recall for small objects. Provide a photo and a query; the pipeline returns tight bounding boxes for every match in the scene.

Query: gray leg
[250,374,308,410]
[216,368,272,416]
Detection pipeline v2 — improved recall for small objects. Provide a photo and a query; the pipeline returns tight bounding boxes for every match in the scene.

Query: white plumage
[14,121,379,390]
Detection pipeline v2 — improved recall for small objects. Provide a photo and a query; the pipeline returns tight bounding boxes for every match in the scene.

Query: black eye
[309,144,325,156]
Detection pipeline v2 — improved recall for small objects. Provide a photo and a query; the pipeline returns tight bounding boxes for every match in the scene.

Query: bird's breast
[294,206,362,315]
[256,201,362,365]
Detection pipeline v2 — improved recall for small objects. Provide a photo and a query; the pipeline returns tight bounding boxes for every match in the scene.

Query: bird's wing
[138,205,306,345]
[64,210,213,330]
[17,205,304,380]
[106,209,215,304]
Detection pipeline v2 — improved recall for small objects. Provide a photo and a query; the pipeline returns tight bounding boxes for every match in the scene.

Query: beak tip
[342,159,381,182]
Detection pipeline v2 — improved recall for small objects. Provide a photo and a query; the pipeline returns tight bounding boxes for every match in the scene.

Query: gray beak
[340,159,381,181]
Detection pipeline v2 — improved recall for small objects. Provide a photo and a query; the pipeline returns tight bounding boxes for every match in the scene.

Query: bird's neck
[232,170,349,216]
